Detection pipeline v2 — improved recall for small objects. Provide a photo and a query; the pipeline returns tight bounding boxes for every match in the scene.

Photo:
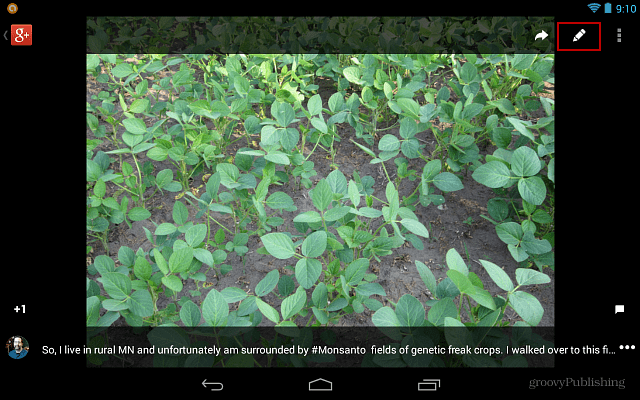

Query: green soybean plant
[472,114,554,270]
[87,150,152,255]
[370,248,551,367]
[87,198,235,328]
[257,170,431,326]
[351,117,465,210]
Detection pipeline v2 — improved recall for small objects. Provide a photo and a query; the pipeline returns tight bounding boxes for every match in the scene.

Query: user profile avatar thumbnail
[7,336,29,359]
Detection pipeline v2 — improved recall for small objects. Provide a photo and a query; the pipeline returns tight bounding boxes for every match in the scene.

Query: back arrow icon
[535,30,548,40]
[202,379,223,391]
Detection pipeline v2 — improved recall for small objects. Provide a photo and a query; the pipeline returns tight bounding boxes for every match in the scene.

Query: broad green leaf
[312,282,328,308]
[311,178,332,212]
[154,249,169,275]
[386,181,399,219]
[324,206,351,221]
[496,222,523,246]
[86,296,100,326]
[422,159,441,181]
[490,98,516,114]
[173,200,188,225]
[445,248,468,275]
[169,247,193,273]
[512,54,536,70]
[185,224,207,247]
[345,258,369,286]
[193,248,213,267]
[400,219,429,238]
[272,101,295,127]
[265,151,290,165]
[508,291,544,326]
[162,275,183,293]
[460,61,477,84]
[326,298,347,312]
[93,179,106,198]
[155,222,177,236]
[266,192,294,210]
[122,117,147,135]
[111,63,134,78]
[396,294,425,327]
[301,230,327,258]
[293,211,322,223]
[261,233,295,259]
[326,169,348,195]
[100,272,131,300]
[515,268,551,286]
[508,244,530,262]
[343,66,362,83]
[355,282,386,297]
[128,207,150,221]
[217,163,240,188]
[356,207,382,218]
[428,297,457,326]
[348,180,360,207]
[155,169,173,188]
[447,270,473,294]
[518,176,546,206]
[179,300,202,327]
[511,146,541,177]
[372,306,402,327]
[221,287,249,303]
[255,269,279,297]
[281,287,306,320]
[415,260,437,295]
[361,86,373,103]
[480,260,514,292]
[433,172,464,191]
[472,161,512,188]
[462,103,483,120]
[307,94,322,116]
[396,97,420,119]
[399,117,418,139]
[379,134,400,151]
[132,143,155,154]
[401,138,420,159]
[102,299,128,311]
[506,117,535,141]
[310,117,328,134]
[467,286,496,310]
[295,258,322,289]
[202,288,229,326]
[521,232,552,255]
[133,256,151,280]
[261,125,279,145]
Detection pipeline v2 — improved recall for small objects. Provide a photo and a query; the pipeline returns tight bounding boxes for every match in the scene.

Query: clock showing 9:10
[616,4,637,12]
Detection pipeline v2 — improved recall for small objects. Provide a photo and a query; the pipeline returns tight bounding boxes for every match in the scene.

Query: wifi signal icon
[588,3,601,12]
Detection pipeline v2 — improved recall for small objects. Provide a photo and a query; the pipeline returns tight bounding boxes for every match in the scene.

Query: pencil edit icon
[573,29,586,42]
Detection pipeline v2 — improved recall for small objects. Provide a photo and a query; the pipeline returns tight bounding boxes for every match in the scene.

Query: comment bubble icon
[615,305,624,314]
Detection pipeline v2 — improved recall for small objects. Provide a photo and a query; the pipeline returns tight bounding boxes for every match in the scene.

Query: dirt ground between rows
[86,56,555,329]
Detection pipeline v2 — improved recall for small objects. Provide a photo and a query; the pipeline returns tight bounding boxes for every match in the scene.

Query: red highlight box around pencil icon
[557,22,600,51]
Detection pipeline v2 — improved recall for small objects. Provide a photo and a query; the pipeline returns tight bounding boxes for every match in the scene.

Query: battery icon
[604,2,612,13]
